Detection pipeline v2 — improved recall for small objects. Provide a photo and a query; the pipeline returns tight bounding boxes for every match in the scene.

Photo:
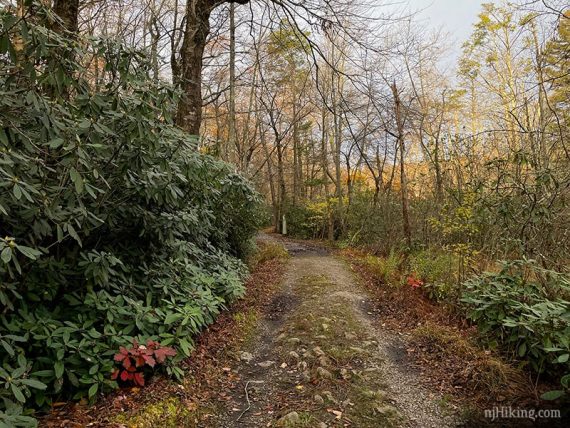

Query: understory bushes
[351,250,570,400]
[461,260,570,399]
[0,7,259,425]
[283,199,341,239]
[409,250,459,302]
[361,251,402,285]
[351,248,570,402]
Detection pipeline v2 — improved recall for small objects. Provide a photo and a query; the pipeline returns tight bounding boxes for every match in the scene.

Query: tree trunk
[292,92,300,205]
[52,0,80,35]
[321,107,334,241]
[391,81,412,250]
[373,178,381,207]
[228,2,237,161]
[176,0,212,135]
[433,138,443,203]
[346,154,353,206]
[332,77,343,215]
[176,0,248,136]
[276,137,287,233]
[170,0,181,87]
[261,131,278,232]
[48,0,80,99]
[149,2,160,83]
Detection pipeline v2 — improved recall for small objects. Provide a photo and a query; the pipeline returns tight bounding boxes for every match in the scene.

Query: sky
[407,0,490,63]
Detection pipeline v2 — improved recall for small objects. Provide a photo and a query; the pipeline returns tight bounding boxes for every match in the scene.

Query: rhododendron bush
[0,5,260,425]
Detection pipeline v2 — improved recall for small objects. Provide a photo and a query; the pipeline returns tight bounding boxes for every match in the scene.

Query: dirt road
[210,235,459,427]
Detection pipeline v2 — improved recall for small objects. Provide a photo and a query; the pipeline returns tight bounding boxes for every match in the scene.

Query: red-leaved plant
[406,274,424,289]
[111,339,176,386]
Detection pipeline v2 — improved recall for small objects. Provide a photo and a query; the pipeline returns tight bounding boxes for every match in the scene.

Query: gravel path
[211,234,460,427]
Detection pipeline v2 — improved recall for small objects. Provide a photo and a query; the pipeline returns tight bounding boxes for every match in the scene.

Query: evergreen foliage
[0,5,260,424]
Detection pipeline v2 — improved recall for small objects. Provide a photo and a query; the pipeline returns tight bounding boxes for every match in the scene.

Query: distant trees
[43,0,570,261]
[452,3,570,263]
[190,0,569,267]
[544,11,570,149]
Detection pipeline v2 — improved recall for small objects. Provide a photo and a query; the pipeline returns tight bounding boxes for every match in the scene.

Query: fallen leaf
[332,410,343,419]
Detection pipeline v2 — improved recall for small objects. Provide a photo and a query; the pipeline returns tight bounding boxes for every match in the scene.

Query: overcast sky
[405,0,490,63]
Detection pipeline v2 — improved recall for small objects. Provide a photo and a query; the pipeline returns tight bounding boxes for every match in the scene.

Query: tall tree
[51,0,80,35]
[228,2,237,160]
[544,9,570,152]
[391,81,412,250]
[176,0,248,135]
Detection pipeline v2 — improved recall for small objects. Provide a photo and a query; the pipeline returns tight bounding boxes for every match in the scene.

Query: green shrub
[283,204,315,238]
[461,260,570,378]
[0,6,260,422]
[343,190,405,252]
[362,251,402,285]
[541,373,570,401]
[409,250,458,301]
[284,200,332,239]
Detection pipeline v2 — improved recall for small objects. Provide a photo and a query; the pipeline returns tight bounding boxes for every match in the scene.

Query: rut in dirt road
[211,236,460,428]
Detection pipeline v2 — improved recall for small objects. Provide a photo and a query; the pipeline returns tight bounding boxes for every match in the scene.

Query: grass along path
[208,235,459,427]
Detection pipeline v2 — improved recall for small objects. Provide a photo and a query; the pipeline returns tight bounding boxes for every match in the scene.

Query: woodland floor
[42,234,568,428]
